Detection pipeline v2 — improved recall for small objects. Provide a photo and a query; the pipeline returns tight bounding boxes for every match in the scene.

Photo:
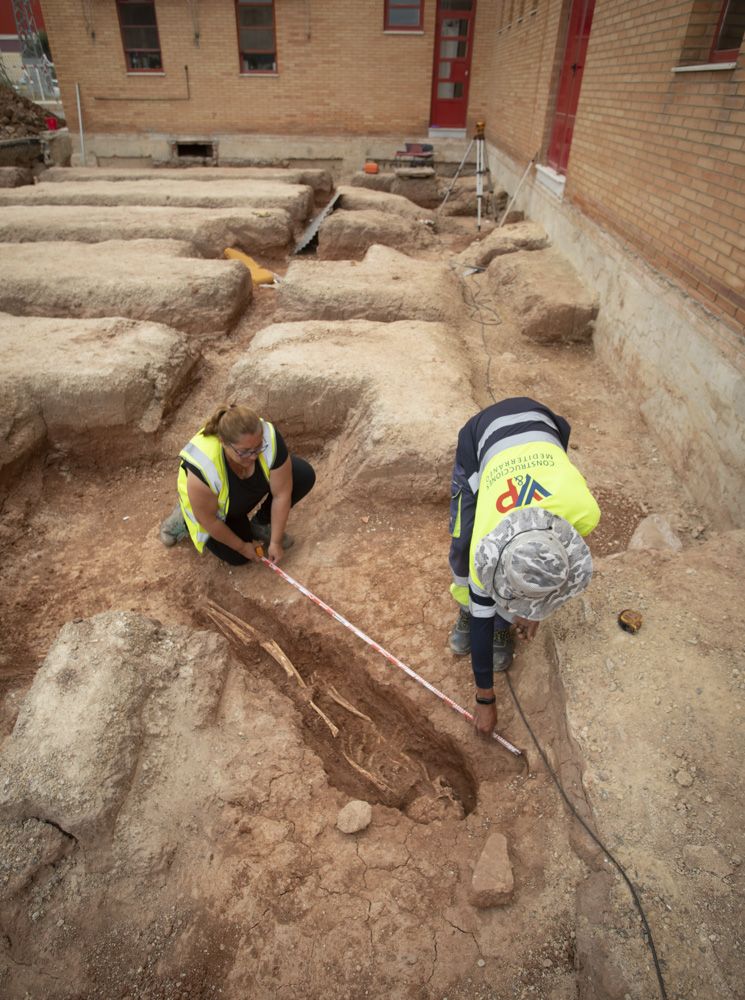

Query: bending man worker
[448,397,600,735]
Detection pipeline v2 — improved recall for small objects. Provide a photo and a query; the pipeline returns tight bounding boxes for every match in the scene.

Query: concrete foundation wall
[488,144,745,530]
[67,131,472,179]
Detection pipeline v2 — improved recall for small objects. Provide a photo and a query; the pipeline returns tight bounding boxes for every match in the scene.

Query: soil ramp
[277,244,463,323]
[0,240,252,335]
[0,179,315,226]
[0,204,293,256]
[0,313,197,482]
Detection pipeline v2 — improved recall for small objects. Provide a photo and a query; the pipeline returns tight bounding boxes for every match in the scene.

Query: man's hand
[473,700,497,737]
[267,540,284,564]
[513,616,539,642]
[474,686,496,737]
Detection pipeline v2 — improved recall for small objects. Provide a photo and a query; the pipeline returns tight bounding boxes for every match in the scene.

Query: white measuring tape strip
[260,556,522,757]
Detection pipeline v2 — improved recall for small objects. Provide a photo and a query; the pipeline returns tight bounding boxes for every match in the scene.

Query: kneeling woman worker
[161,403,315,565]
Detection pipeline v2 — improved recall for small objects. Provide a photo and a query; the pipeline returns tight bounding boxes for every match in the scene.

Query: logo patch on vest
[496,475,552,513]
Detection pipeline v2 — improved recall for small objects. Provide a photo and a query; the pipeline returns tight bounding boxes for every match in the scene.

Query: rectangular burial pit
[202,597,498,824]
[0,179,315,227]
[0,205,294,257]
[0,240,252,336]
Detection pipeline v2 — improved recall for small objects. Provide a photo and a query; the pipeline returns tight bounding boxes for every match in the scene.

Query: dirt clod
[336,800,372,833]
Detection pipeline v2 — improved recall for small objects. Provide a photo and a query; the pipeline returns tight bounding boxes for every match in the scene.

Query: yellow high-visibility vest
[450,441,599,608]
[469,441,599,590]
[177,420,277,553]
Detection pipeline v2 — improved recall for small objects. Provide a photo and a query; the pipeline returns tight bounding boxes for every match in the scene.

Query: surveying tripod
[438,120,490,230]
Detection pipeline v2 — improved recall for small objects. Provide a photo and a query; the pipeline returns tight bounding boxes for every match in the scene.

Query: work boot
[249,518,294,549]
[159,503,188,547]
[493,628,514,673]
[449,607,471,655]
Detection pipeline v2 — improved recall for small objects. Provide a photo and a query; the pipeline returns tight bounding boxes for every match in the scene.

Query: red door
[430,0,477,129]
[547,0,595,174]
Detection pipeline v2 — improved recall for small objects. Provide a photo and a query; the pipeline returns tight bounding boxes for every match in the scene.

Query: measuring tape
[258,555,522,757]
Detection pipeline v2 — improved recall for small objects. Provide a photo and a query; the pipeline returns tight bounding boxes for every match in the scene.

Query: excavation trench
[1,169,717,1000]
[197,592,501,822]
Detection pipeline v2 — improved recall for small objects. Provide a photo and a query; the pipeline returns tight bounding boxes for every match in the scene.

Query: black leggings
[205,455,315,566]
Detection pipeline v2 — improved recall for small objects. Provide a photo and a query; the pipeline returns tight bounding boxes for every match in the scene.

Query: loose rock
[628,514,683,552]
[468,831,514,908]
[336,800,372,834]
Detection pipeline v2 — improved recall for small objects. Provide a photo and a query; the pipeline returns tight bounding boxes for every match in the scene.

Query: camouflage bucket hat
[474,507,593,621]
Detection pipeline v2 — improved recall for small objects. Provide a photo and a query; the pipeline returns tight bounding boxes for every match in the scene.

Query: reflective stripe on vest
[176,419,277,554]
[258,418,276,481]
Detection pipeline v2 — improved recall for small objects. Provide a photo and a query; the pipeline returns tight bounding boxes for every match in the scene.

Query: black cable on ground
[505,672,668,1000]
[456,262,669,999]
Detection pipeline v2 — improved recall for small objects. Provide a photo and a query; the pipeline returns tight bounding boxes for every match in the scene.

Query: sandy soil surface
[0,178,315,225]
[0,239,252,334]
[0,204,294,256]
[42,166,333,197]
[0,184,743,1000]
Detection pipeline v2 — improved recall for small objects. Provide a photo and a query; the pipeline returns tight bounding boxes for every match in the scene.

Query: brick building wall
[469,0,744,333]
[43,0,438,136]
[41,0,745,330]
[566,1,745,332]
[469,0,569,165]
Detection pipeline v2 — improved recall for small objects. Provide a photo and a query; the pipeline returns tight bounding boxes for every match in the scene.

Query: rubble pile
[0,83,63,140]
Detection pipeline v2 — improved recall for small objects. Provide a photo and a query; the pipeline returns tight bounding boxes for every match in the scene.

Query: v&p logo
[496,475,552,514]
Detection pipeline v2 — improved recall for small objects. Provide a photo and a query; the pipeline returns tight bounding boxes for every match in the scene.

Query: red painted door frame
[547,0,596,174]
[430,0,478,129]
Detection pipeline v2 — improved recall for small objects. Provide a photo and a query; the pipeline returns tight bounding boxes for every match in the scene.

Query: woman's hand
[241,541,263,562]
[267,540,284,564]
